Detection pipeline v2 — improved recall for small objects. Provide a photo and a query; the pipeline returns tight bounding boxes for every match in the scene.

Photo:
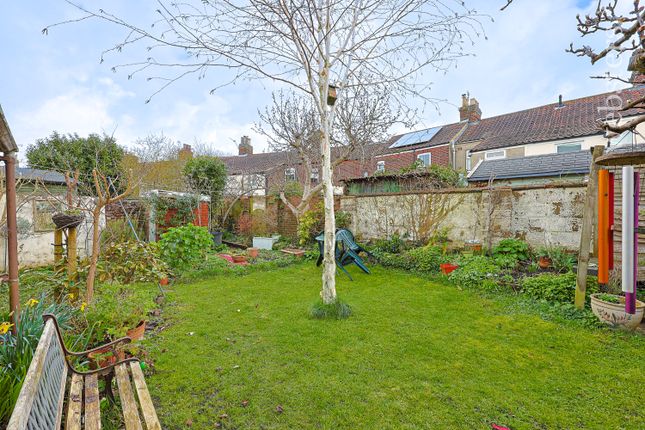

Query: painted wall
[340,184,586,250]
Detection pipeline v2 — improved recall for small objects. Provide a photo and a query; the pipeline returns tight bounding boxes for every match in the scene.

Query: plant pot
[159,277,169,286]
[211,231,223,246]
[247,247,259,258]
[52,213,84,229]
[126,321,146,341]
[440,263,459,275]
[281,248,305,257]
[590,294,645,330]
[538,256,552,269]
[232,255,247,264]
[253,236,276,250]
[88,347,125,368]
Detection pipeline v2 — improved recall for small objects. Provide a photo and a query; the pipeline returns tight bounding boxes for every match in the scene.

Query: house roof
[467,150,592,182]
[219,151,289,175]
[380,122,467,154]
[14,167,66,184]
[464,86,645,152]
[0,105,18,153]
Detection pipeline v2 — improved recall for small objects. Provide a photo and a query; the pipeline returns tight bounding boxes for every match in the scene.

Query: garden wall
[340,183,587,250]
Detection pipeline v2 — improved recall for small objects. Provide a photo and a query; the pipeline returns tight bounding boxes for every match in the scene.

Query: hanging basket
[52,213,84,229]
[595,150,645,167]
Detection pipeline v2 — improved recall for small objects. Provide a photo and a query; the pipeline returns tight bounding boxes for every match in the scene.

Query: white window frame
[285,167,296,181]
[310,167,319,183]
[417,153,432,167]
[555,141,582,154]
[465,149,472,171]
[376,161,385,172]
[485,150,506,160]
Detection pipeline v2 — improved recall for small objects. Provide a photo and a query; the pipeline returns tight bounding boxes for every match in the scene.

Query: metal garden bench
[7,314,161,430]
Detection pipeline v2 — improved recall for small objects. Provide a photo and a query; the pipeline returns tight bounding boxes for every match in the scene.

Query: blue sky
[0,0,626,157]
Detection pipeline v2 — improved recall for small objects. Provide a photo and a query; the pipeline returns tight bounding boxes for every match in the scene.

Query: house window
[556,142,582,154]
[417,153,432,167]
[285,167,296,182]
[485,150,506,160]
[33,199,61,232]
[376,161,385,172]
[465,149,472,171]
[610,131,634,146]
[311,168,319,183]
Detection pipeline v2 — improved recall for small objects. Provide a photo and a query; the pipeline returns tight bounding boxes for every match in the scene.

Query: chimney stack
[458,93,482,122]
[178,143,193,160]
[239,136,253,155]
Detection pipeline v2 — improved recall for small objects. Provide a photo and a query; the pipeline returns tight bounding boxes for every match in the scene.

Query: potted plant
[247,247,259,258]
[590,293,645,330]
[126,320,146,341]
[536,247,552,269]
[210,222,224,246]
[440,263,459,275]
[231,253,248,264]
[52,209,84,229]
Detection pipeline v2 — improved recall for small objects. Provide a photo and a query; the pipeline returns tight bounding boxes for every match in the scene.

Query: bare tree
[49,0,485,304]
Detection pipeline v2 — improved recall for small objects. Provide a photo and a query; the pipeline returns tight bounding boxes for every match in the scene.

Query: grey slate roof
[468,150,592,182]
[15,167,66,184]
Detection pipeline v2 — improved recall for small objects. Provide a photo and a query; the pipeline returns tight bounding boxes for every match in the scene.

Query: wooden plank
[576,145,604,308]
[84,373,101,430]
[130,362,162,430]
[6,320,55,430]
[65,374,83,430]
[115,364,143,430]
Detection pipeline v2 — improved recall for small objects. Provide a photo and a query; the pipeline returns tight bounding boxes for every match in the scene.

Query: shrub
[521,272,598,303]
[298,206,322,245]
[372,234,405,254]
[407,245,447,272]
[547,247,576,273]
[336,210,352,230]
[309,298,352,320]
[101,241,169,284]
[449,256,500,289]
[595,293,620,304]
[159,224,213,270]
[493,238,530,261]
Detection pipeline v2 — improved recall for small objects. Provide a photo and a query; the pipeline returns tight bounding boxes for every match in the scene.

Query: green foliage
[425,164,462,187]
[407,245,447,272]
[101,241,169,284]
[297,202,351,245]
[159,224,213,270]
[25,132,124,188]
[521,272,598,303]
[270,181,303,197]
[449,256,500,289]
[0,296,76,426]
[371,234,405,254]
[147,193,200,227]
[546,247,576,273]
[335,210,352,230]
[493,239,530,261]
[84,282,159,340]
[594,293,620,304]
[101,219,145,246]
[309,298,352,320]
[183,156,227,209]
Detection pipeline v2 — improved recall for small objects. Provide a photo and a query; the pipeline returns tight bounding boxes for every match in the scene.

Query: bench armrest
[66,336,133,357]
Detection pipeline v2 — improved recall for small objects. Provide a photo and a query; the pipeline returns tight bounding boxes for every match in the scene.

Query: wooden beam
[575,145,605,309]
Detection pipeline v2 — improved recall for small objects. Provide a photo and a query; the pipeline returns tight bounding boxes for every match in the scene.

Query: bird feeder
[327,85,337,106]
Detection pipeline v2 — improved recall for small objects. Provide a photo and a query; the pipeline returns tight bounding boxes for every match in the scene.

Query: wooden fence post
[575,145,605,309]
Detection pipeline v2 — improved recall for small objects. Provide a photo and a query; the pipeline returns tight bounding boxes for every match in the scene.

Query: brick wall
[374,145,450,172]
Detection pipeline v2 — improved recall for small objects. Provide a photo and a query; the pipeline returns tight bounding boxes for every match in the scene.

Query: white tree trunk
[321,115,337,304]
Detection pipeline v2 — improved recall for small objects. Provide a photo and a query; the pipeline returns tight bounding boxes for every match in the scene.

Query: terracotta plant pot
[232,255,247,264]
[440,263,459,275]
[159,277,169,286]
[538,256,552,269]
[590,294,645,330]
[247,247,259,258]
[88,347,125,368]
[126,321,146,341]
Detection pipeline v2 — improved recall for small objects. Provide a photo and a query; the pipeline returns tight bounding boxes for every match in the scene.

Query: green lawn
[145,264,644,429]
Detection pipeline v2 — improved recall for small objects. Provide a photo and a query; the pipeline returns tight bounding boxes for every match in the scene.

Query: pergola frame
[0,104,20,334]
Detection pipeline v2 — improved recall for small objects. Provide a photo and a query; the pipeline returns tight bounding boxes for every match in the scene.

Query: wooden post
[67,226,77,279]
[3,154,19,333]
[575,145,605,309]
[54,229,63,263]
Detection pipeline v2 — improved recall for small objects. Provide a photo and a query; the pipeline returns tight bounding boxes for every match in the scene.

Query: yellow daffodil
[67,292,76,301]
[0,321,13,335]
[26,298,39,307]
[80,302,87,312]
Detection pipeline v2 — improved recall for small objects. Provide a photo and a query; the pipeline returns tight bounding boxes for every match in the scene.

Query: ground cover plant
[144,264,644,429]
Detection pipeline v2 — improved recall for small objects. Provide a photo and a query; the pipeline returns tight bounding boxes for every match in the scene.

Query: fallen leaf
[219,413,229,420]
[185,418,193,427]
[233,365,240,369]
[214,423,221,428]
[276,405,284,414]
[241,400,249,407]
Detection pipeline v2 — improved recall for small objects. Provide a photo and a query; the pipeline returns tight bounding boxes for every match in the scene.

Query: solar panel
[389,126,442,149]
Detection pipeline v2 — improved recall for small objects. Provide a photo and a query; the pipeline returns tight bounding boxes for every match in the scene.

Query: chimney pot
[459,93,481,122]
[239,136,253,155]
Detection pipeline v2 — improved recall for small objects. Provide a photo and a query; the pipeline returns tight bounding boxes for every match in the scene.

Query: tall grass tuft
[309,298,352,320]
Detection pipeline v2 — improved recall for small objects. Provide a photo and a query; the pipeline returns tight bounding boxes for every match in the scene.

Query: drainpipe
[2,152,19,333]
